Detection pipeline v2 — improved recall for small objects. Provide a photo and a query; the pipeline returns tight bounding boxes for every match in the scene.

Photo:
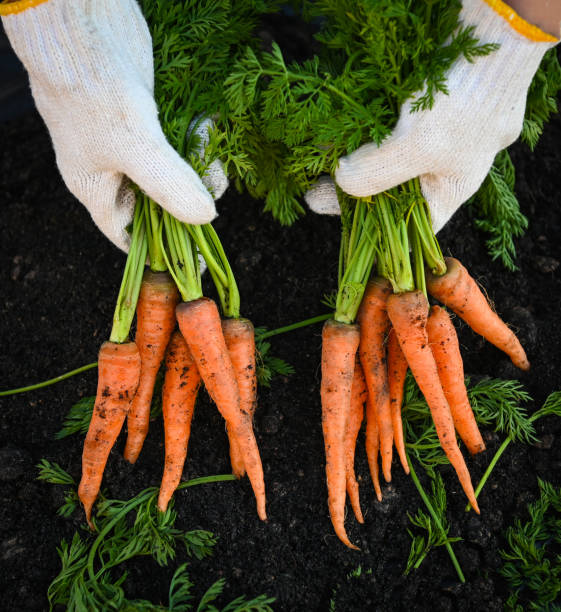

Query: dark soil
[2,58,561,612]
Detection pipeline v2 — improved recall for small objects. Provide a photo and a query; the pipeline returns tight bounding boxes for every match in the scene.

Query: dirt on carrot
[426,305,485,455]
[427,257,530,371]
[357,278,393,483]
[78,341,141,527]
[176,297,266,520]
[320,318,360,549]
[157,330,201,512]
[386,291,480,513]
[124,270,179,464]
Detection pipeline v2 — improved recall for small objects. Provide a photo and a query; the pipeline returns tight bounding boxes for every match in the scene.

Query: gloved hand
[305,0,557,232]
[1,0,227,251]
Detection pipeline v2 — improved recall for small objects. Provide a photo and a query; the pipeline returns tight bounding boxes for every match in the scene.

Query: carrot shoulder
[222,318,258,479]
[345,358,366,524]
[123,270,179,464]
[78,341,141,528]
[386,291,479,513]
[357,278,393,483]
[426,306,485,455]
[321,319,360,549]
[427,257,529,371]
[387,327,409,474]
[176,297,266,520]
[157,331,201,512]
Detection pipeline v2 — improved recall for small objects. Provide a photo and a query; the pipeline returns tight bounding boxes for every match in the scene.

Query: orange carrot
[321,319,360,549]
[426,257,529,371]
[426,306,485,455]
[222,318,258,479]
[157,331,201,512]
[357,278,393,483]
[386,291,480,513]
[365,394,382,503]
[78,341,141,527]
[345,358,366,524]
[123,270,179,464]
[387,327,409,474]
[176,297,266,520]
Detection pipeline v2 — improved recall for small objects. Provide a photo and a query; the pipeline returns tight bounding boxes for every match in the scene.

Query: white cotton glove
[305,0,558,232]
[1,0,228,251]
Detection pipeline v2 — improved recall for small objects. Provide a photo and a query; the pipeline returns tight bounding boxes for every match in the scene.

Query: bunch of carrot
[78,193,267,528]
[321,182,529,548]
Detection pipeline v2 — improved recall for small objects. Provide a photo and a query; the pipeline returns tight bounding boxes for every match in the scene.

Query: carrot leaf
[500,479,561,610]
[405,472,462,576]
[39,467,273,611]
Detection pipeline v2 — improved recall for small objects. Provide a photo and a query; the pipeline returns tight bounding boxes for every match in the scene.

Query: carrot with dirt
[387,327,409,474]
[162,214,266,520]
[222,317,258,479]
[319,199,379,547]
[386,291,480,513]
[124,266,179,464]
[365,394,383,503]
[321,319,361,549]
[78,202,147,526]
[345,357,367,524]
[426,257,529,371]
[357,277,393,483]
[157,331,201,512]
[426,305,485,455]
[176,297,266,520]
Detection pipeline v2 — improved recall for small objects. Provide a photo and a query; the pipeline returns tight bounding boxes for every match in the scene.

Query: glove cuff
[482,0,558,42]
[0,0,49,16]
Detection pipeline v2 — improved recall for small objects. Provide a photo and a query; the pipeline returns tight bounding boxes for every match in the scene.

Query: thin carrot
[345,358,366,524]
[157,331,201,512]
[426,306,485,455]
[78,341,141,528]
[176,297,266,520]
[426,257,529,371]
[123,270,179,464]
[386,291,480,513]
[222,318,258,479]
[387,327,410,474]
[357,278,393,483]
[321,319,360,549]
[365,394,382,503]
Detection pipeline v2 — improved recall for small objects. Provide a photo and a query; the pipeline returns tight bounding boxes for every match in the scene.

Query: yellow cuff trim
[0,0,50,16]
[483,0,558,43]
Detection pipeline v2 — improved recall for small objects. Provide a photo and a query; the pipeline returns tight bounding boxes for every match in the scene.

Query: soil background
[2,19,561,612]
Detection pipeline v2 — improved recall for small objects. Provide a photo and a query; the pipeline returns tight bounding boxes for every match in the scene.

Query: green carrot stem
[375,192,414,294]
[405,179,446,276]
[144,196,167,272]
[465,436,511,512]
[109,201,148,344]
[407,453,465,583]
[188,224,240,319]
[409,212,427,297]
[257,314,332,339]
[334,200,378,324]
[0,362,98,397]
[161,212,202,304]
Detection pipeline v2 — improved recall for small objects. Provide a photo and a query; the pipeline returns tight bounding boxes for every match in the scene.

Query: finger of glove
[120,129,217,225]
[335,130,431,198]
[189,117,228,200]
[81,172,135,252]
[421,166,491,233]
[304,176,341,215]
